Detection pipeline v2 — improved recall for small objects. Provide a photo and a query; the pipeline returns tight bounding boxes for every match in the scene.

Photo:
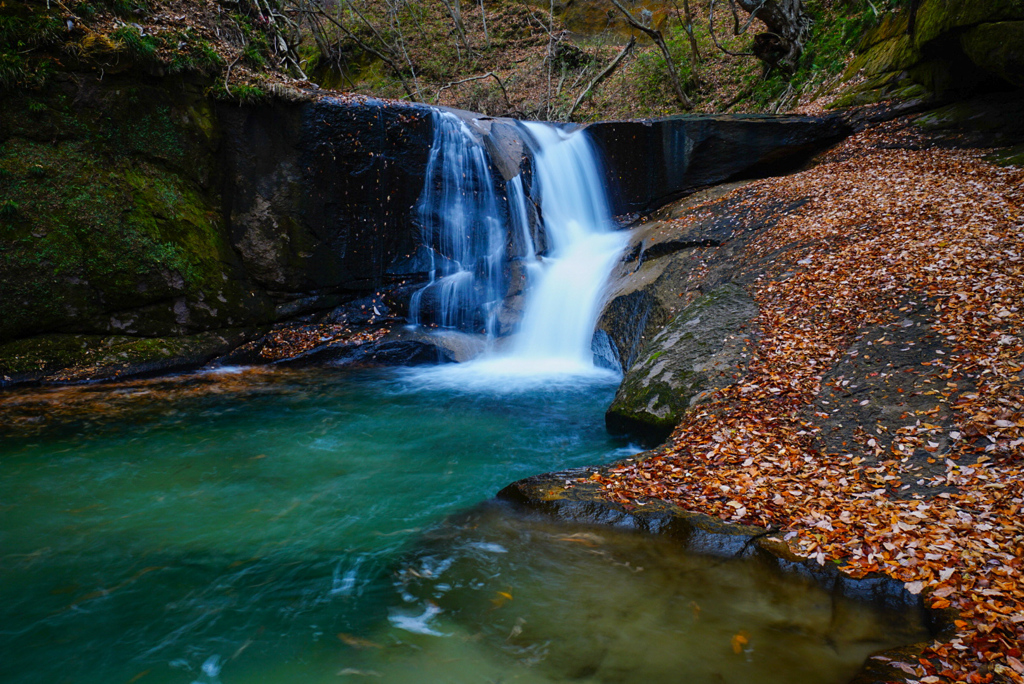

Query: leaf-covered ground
[586,121,1024,683]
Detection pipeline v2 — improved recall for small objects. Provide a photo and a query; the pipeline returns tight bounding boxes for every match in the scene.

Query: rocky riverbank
[563,114,1024,683]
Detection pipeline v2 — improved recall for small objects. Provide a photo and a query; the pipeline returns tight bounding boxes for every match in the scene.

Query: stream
[0,366,928,684]
[0,112,930,684]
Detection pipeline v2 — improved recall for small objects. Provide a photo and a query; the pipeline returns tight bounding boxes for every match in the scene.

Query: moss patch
[0,329,259,384]
[0,79,262,342]
[606,284,758,443]
[913,0,1024,49]
[985,143,1024,166]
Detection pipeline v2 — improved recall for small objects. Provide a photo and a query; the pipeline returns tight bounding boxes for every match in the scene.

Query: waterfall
[407,112,626,387]
[409,112,508,337]
[506,122,628,370]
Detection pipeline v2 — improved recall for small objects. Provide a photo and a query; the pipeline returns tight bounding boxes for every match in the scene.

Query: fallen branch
[567,36,635,121]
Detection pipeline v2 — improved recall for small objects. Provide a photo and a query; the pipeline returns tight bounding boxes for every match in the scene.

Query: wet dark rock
[282,336,455,367]
[219,96,435,294]
[585,115,850,216]
[323,295,394,327]
[496,466,936,650]
[913,90,1024,147]
[960,21,1024,88]
[0,79,436,380]
[596,183,800,376]
[605,284,758,443]
[0,329,261,388]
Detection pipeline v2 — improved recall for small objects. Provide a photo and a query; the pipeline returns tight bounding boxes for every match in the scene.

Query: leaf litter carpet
[586,122,1024,683]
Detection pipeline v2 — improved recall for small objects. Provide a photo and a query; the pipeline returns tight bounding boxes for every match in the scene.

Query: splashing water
[507,122,628,367]
[406,117,627,391]
[409,112,508,336]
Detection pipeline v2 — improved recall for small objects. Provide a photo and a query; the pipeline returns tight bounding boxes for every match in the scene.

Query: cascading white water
[409,112,507,336]
[506,122,628,371]
[407,114,626,389]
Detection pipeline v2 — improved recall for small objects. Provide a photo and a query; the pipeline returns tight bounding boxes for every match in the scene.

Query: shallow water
[0,367,926,684]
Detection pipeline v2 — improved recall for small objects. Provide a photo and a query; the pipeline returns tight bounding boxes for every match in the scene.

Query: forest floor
[582,118,1024,683]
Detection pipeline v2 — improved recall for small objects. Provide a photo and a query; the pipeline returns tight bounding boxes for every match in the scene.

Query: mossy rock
[914,0,1024,50]
[985,142,1024,166]
[844,32,918,79]
[0,329,260,386]
[855,11,911,52]
[913,91,1024,146]
[960,21,1024,87]
[0,135,259,339]
[0,79,272,342]
[605,283,758,444]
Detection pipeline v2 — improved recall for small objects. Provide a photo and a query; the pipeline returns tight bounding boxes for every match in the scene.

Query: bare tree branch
[434,71,511,110]
[478,0,489,47]
[671,0,701,62]
[609,0,693,108]
[567,36,635,121]
[309,1,416,98]
[439,0,474,53]
[710,0,756,57]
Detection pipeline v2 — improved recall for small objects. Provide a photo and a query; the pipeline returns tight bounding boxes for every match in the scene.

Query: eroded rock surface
[605,283,758,443]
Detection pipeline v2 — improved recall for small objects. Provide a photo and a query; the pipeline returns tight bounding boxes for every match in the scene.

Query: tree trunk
[609,0,694,109]
[734,0,811,73]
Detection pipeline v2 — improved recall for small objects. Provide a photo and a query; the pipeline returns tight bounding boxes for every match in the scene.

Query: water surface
[0,367,926,684]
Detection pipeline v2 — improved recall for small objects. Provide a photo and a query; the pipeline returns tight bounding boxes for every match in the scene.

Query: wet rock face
[585,115,850,216]
[220,97,434,294]
[605,284,758,443]
[0,83,437,383]
[595,183,804,376]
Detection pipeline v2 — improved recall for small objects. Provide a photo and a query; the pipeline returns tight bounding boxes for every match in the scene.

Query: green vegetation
[92,0,149,19]
[0,200,20,220]
[0,11,65,90]
[0,87,249,341]
[217,83,269,104]
[166,31,224,75]
[741,1,893,109]
[233,12,272,69]
[111,25,160,64]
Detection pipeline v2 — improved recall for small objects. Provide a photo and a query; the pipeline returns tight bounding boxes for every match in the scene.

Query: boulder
[914,0,1024,50]
[834,0,1024,107]
[605,284,758,443]
[595,183,803,373]
[961,21,1024,88]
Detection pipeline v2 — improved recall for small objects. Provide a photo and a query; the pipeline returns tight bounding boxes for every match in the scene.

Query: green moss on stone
[607,284,757,440]
[0,85,257,342]
[985,143,1024,166]
[913,0,1024,49]
[960,21,1024,87]
[844,32,918,78]
[0,329,255,381]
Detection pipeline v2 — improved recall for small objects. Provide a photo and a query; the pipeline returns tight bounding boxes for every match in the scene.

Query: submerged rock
[494,467,935,666]
[0,329,260,387]
[605,284,758,443]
